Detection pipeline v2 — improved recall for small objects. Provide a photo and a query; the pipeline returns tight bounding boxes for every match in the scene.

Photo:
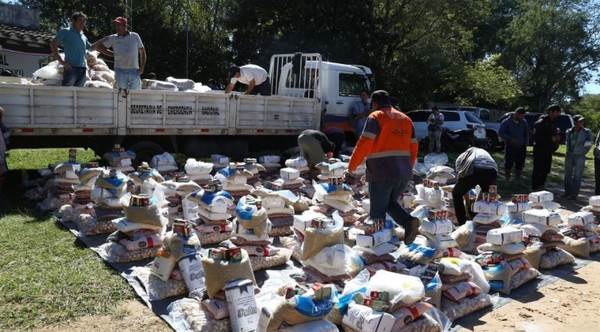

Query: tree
[499,0,600,111]
[569,93,600,134]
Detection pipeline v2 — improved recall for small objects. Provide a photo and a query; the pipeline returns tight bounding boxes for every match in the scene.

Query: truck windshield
[339,73,369,97]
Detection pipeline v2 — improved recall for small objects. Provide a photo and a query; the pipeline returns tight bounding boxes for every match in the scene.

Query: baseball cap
[547,104,561,113]
[113,17,127,26]
[573,114,585,122]
[370,90,391,106]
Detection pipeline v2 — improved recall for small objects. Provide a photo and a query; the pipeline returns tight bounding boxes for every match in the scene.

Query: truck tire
[128,141,164,165]
[481,131,498,151]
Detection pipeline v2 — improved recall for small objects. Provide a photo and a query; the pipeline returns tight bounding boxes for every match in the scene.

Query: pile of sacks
[266,167,305,194]
[215,163,254,202]
[103,145,136,173]
[242,158,266,185]
[184,158,214,186]
[253,188,296,237]
[187,180,234,245]
[159,175,201,225]
[82,168,129,235]
[101,192,167,263]
[39,160,81,212]
[558,210,600,258]
[258,155,282,179]
[230,195,291,271]
[284,156,309,180]
[127,162,165,194]
[312,158,356,215]
[150,152,179,179]
[475,227,540,294]
[55,162,101,225]
[85,51,115,88]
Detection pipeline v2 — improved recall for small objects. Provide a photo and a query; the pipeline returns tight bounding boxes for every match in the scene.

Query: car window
[479,109,490,121]
[407,111,430,122]
[556,115,574,133]
[464,112,483,124]
[441,111,460,121]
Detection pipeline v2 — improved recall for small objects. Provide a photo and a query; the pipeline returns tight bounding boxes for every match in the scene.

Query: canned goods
[68,148,77,162]
[138,194,150,206]
[378,291,389,302]
[489,185,497,194]
[370,291,380,299]
[88,161,98,168]
[229,247,242,263]
[362,297,373,307]
[210,248,224,260]
[372,299,384,311]
[512,194,520,203]
[488,193,497,202]
[311,218,323,229]
[255,198,262,210]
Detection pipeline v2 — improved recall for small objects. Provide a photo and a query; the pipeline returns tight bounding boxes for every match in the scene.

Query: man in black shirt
[532,104,561,191]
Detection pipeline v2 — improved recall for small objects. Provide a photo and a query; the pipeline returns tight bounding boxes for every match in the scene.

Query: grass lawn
[0,145,595,329]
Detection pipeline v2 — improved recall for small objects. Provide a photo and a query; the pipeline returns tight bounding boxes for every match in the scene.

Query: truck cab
[270,53,372,137]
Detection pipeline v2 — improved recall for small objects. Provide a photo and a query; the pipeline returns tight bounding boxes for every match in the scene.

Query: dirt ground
[36,183,600,332]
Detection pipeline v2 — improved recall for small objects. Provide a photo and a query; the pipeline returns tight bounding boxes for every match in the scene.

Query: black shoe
[403,217,421,245]
[568,196,577,200]
[560,193,569,198]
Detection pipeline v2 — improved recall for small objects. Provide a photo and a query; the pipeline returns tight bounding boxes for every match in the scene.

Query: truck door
[323,71,370,132]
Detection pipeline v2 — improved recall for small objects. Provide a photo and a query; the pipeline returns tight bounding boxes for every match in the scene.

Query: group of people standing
[50,12,146,91]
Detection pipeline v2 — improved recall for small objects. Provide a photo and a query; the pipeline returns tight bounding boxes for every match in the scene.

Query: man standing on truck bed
[347,90,420,245]
[92,17,146,93]
[50,11,91,87]
[225,65,271,95]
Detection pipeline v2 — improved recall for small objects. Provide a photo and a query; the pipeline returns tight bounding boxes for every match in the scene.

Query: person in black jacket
[531,104,562,191]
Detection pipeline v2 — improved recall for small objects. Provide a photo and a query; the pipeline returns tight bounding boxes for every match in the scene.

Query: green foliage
[569,93,600,134]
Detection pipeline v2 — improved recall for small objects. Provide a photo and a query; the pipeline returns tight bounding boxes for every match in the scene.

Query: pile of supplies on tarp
[186,179,234,245]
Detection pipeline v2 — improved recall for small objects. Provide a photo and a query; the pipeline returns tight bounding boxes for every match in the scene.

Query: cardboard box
[486,228,524,245]
[280,167,300,180]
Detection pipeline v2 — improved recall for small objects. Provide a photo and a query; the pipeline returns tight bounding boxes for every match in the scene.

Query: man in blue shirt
[50,12,91,87]
[498,107,528,184]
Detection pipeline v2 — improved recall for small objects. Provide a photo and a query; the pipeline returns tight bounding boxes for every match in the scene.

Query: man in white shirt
[225,64,271,95]
[92,16,146,91]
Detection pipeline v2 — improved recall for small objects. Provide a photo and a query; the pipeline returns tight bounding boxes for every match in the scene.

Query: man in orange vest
[348,90,420,244]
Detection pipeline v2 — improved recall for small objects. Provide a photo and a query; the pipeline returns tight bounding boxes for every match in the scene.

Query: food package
[528,190,554,203]
[472,201,507,215]
[523,209,562,226]
[280,167,300,180]
[486,228,524,246]
[355,229,392,248]
[567,211,594,227]
[589,195,600,207]
[506,201,532,212]
[223,279,259,332]
[342,303,395,332]
[420,219,454,235]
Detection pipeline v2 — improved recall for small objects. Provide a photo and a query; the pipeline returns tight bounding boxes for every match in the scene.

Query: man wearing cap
[92,16,146,92]
[498,106,528,185]
[50,12,91,87]
[225,64,271,95]
[562,115,593,200]
[347,90,420,245]
[531,104,562,191]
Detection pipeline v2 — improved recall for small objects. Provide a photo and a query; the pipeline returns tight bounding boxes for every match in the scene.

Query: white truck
[1,53,373,160]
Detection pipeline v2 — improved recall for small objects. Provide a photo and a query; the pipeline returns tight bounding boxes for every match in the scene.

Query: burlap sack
[249,248,292,271]
[558,236,590,258]
[302,225,344,261]
[122,203,166,227]
[162,232,201,261]
[523,246,544,270]
[266,296,330,332]
[132,266,187,301]
[292,196,312,213]
[201,249,256,299]
[539,248,575,269]
[441,293,493,321]
[237,208,269,237]
[170,298,231,332]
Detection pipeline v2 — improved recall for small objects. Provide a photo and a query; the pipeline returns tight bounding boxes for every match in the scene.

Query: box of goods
[355,229,392,248]
[523,209,562,226]
[223,279,259,332]
[486,228,524,246]
[472,201,507,215]
[420,219,453,235]
[567,211,594,227]
[506,201,532,213]
[589,195,600,207]
[342,303,395,332]
[280,167,300,181]
[528,191,554,203]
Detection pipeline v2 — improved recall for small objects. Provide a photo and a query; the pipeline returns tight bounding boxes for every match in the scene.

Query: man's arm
[138,48,146,75]
[91,38,113,57]
[50,38,70,70]
[245,79,256,95]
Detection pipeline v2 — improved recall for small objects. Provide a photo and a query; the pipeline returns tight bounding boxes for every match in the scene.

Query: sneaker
[403,217,421,245]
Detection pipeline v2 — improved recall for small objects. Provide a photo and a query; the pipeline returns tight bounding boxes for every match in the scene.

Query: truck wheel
[129,141,164,165]
[481,131,498,150]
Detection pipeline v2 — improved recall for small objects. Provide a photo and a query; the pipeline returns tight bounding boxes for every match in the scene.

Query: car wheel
[481,131,498,150]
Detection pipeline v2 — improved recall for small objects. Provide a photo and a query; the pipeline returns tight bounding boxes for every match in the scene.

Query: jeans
[564,154,585,197]
[595,157,600,195]
[61,66,87,87]
[428,130,442,153]
[452,168,497,225]
[504,144,526,170]
[115,68,141,90]
[368,180,412,229]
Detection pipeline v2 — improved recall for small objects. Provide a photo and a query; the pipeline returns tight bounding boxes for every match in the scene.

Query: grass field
[0,145,595,329]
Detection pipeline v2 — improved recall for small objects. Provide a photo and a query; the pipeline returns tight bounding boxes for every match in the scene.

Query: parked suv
[406,109,487,145]
[497,112,574,145]
[442,106,499,150]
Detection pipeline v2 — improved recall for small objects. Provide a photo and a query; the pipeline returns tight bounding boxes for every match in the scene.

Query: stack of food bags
[476,227,540,294]
[103,145,136,173]
[101,192,168,262]
[82,168,128,235]
[230,195,291,270]
[184,158,213,186]
[186,180,234,245]
[258,154,282,179]
[128,162,165,194]
[211,154,230,171]
[215,163,254,202]
[55,162,100,226]
[158,175,201,225]
[284,156,310,180]
[266,167,305,194]
[242,157,266,185]
[149,152,179,179]
[252,188,296,236]
[528,190,560,211]
[352,217,399,271]
[557,210,600,258]
[40,158,81,212]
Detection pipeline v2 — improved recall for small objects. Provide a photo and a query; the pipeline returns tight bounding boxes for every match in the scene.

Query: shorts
[114,68,141,90]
